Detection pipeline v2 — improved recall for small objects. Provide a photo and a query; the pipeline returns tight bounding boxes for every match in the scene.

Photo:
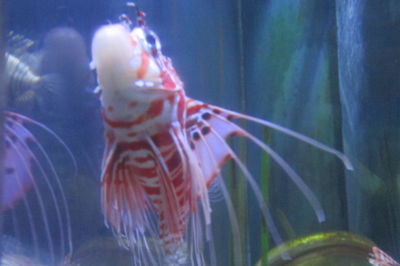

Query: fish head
[91,23,163,91]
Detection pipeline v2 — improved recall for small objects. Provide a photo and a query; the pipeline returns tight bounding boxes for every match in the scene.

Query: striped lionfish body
[91,6,353,265]
[92,17,208,263]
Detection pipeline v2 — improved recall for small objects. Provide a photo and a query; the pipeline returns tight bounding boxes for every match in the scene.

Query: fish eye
[146,34,156,47]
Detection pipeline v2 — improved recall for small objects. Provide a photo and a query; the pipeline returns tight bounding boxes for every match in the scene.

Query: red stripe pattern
[101,69,193,253]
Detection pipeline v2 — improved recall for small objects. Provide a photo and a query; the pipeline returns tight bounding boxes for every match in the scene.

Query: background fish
[5,33,64,113]
[4,28,105,262]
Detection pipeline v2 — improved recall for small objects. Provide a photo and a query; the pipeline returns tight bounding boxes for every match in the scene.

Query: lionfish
[91,5,353,265]
[2,114,74,263]
[369,247,400,266]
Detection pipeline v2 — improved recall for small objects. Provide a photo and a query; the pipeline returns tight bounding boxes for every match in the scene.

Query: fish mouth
[91,24,162,91]
[91,24,138,89]
[91,25,133,69]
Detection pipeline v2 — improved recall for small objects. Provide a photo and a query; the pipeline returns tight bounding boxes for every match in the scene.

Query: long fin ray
[369,246,400,266]
[101,138,177,265]
[209,114,326,223]
[4,112,75,262]
[185,99,352,171]
[186,100,325,222]
[203,124,291,260]
[6,118,72,255]
[171,126,211,225]
[3,136,40,260]
[213,106,353,171]
[4,134,56,263]
[6,112,79,176]
[145,134,183,244]
[102,143,150,236]
[195,126,243,266]
[2,121,34,210]
[169,126,213,265]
